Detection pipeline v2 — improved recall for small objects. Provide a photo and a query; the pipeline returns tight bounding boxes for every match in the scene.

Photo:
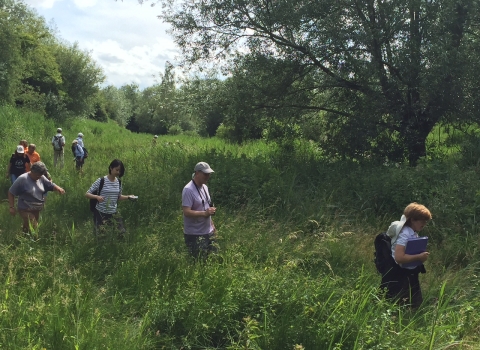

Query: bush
[168,124,182,135]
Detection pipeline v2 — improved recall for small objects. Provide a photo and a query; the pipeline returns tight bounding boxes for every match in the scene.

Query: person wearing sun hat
[6,145,30,184]
[76,132,84,148]
[182,162,217,259]
[384,202,432,308]
[8,161,65,233]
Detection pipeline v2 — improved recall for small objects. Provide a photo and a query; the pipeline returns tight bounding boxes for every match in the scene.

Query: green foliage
[2,106,480,348]
[0,1,104,120]
[154,0,480,165]
[168,124,182,135]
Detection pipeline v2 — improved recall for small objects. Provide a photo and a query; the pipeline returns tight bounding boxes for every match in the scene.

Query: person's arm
[85,192,104,202]
[85,179,103,202]
[394,244,429,264]
[6,162,11,179]
[7,191,16,216]
[182,206,216,217]
[53,184,65,194]
[118,194,136,201]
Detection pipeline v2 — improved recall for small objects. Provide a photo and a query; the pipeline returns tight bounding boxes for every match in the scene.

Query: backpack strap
[98,176,105,196]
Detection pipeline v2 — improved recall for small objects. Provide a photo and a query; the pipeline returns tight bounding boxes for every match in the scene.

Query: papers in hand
[403,236,428,268]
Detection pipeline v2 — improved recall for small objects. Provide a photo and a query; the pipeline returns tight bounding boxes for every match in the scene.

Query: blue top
[74,143,84,158]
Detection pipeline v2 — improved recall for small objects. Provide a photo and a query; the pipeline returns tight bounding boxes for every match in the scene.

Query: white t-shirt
[391,226,418,270]
[87,176,122,214]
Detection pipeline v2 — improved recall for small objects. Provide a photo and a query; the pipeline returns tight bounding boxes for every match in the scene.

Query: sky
[23,0,179,89]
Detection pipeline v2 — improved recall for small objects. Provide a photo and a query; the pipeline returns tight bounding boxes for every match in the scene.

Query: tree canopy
[0,0,104,122]
[149,0,480,164]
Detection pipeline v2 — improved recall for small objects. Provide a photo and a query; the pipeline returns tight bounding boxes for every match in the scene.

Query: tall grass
[1,105,480,348]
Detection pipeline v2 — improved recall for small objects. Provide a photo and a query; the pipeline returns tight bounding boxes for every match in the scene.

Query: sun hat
[31,161,48,175]
[72,139,78,143]
[194,162,214,174]
[78,132,84,137]
[386,214,407,244]
[154,135,158,138]
[16,145,25,154]
[57,128,62,133]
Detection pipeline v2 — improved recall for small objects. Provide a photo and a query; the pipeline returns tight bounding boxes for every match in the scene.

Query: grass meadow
[1,105,480,349]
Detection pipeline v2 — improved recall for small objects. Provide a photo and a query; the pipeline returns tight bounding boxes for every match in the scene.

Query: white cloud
[23,0,178,89]
[73,0,97,8]
[25,0,61,8]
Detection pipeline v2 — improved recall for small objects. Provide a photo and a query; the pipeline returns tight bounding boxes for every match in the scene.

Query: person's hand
[97,195,104,203]
[418,251,430,262]
[205,206,216,216]
[57,187,66,195]
[9,207,16,216]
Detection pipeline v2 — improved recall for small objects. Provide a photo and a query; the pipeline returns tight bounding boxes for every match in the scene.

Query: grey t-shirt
[9,173,55,210]
[182,180,213,235]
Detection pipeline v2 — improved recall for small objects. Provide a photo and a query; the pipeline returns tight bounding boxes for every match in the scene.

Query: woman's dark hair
[108,159,125,178]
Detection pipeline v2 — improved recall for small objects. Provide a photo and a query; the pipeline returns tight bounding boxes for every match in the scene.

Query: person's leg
[408,273,423,308]
[93,209,106,236]
[113,214,126,237]
[54,151,59,167]
[60,150,64,168]
[184,234,202,259]
[18,210,40,233]
[384,265,409,303]
[10,174,17,184]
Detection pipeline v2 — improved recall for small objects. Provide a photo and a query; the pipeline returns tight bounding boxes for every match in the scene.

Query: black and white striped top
[87,176,122,214]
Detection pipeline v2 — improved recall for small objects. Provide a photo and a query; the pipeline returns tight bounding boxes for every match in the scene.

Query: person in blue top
[384,202,432,308]
[72,139,84,171]
[76,132,84,148]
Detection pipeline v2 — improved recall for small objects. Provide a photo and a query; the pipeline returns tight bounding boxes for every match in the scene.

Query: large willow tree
[146,0,480,163]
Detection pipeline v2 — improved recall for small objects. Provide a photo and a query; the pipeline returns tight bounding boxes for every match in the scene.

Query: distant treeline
[4,0,480,166]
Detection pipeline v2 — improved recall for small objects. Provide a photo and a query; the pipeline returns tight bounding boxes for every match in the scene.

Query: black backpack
[82,147,88,159]
[89,177,122,212]
[373,232,396,275]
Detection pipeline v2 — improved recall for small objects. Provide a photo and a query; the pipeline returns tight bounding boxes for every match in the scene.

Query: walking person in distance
[72,139,84,171]
[51,128,65,168]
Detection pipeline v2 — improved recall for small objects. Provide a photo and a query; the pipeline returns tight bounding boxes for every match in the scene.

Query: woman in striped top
[85,159,137,236]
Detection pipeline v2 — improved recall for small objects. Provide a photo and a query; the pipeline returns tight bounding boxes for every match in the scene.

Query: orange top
[25,151,41,171]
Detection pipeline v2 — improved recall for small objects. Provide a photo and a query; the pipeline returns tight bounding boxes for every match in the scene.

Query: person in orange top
[25,144,41,172]
[19,140,28,152]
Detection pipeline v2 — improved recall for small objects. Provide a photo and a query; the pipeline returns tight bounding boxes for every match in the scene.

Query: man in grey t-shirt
[8,162,65,233]
[182,162,217,259]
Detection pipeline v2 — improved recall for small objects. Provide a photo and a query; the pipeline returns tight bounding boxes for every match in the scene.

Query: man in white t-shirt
[182,162,217,259]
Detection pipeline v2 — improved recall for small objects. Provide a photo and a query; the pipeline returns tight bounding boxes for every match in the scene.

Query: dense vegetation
[5,0,480,166]
[3,0,480,347]
[1,105,480,349]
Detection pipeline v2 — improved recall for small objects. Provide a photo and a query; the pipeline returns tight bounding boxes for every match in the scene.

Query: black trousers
[93,209,126,237]
[184,233,217,259]
[381,263,425,308]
